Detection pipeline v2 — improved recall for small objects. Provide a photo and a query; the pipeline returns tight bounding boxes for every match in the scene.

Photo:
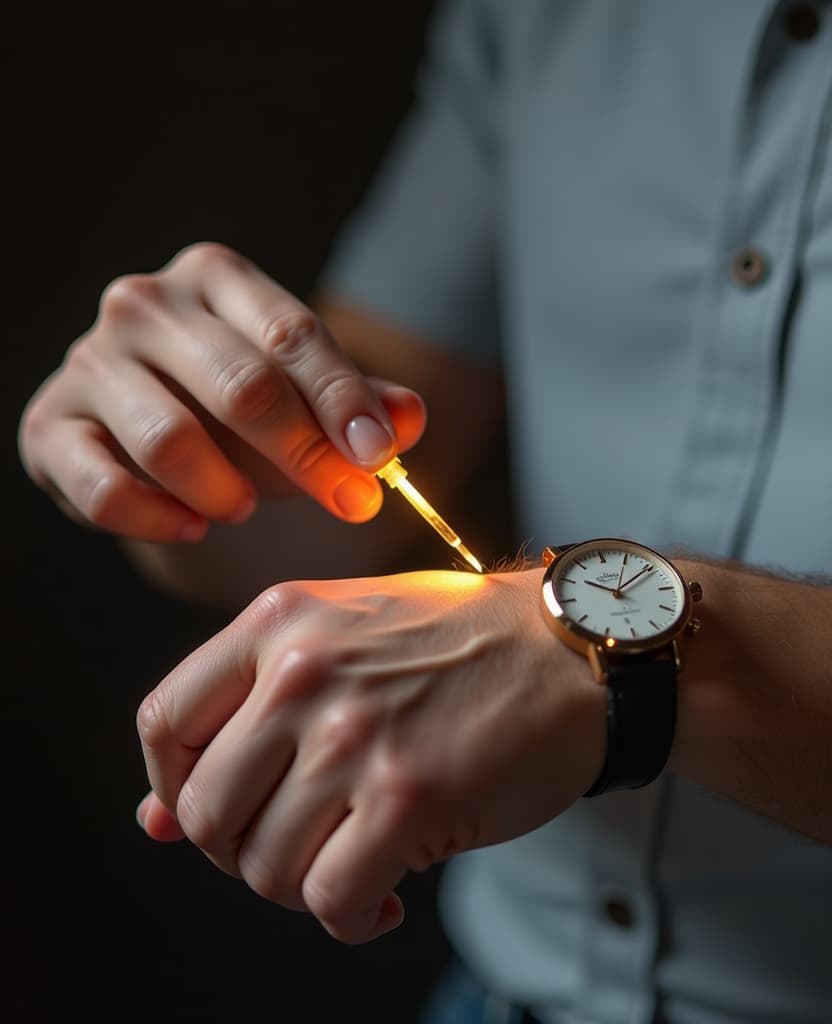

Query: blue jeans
[418,958,537,1024]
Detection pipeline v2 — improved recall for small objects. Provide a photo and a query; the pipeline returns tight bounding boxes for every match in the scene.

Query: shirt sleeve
[318,0,502,367]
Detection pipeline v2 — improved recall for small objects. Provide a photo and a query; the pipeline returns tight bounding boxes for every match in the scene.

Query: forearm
[670,557,832,843]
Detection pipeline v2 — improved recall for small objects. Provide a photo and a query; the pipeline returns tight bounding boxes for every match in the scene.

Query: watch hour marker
[574,559,587,570]
[622,552,628,565]
[659,604,674,612]
[658,586,673,591]
[562,577,576,584]
[561,597,576,603]
[630,627,638,638]
[649,619,659,630]
[597,551,607,564]
[578,614,588,623]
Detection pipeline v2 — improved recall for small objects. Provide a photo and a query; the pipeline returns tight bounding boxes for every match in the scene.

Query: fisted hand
[135,569,604,943]
[18,243,426,542]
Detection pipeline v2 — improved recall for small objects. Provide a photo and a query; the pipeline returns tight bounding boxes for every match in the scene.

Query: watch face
[541,538,691,653]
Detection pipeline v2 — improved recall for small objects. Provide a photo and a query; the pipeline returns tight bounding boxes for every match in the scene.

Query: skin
[18,243,832,946]
[135,568,603,943]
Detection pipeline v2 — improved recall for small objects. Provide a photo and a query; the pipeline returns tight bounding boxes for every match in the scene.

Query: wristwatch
[539,538,703,797]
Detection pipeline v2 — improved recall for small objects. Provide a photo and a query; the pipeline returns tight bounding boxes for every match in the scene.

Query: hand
[136,569,604,943]
[18,243,426,542]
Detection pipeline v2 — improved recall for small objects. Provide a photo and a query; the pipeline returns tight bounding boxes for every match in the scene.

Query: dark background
[4,3,458,1020]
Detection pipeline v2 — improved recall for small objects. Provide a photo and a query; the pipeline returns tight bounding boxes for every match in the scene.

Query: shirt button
[602,894,635,929]
[783,4,821,41]
[730,246,768,288]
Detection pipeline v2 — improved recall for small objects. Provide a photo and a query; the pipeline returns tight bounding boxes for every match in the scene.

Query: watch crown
[688,580,703,602]
[685,617,702,637]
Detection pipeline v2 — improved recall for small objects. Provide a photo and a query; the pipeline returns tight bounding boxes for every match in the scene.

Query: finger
[73,356,258,522]
[302,803,408,944]
[136,791,186,842]
[33,416,209,542]
[132,306,385,523]
[171,699,298,878]
[136,591,300,820]
[137,610,260,815]
[195,251,399,469]
[369,379,426,454]
[235,768,351,912]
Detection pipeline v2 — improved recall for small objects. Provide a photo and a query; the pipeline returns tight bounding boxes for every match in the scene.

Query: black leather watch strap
[583,657,677,797]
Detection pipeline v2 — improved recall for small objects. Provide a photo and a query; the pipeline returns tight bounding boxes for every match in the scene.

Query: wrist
[667,559,777,788]
[500,567,608,799]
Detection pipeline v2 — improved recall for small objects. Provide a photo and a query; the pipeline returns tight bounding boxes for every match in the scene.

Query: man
[18,1,832,1021]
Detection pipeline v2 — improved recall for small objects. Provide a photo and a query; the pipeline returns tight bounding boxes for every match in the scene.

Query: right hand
[18,243,427,543]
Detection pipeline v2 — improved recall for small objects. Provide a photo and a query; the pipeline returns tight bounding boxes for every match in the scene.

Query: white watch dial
[549,541,685,642]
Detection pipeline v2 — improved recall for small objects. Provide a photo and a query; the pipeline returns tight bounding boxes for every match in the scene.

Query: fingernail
[333,475,381,519]
[345,415,394,466]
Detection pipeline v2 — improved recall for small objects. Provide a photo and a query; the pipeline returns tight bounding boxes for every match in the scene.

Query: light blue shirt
[321,2,832,1021]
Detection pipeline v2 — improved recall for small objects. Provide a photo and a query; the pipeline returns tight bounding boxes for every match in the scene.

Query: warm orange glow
[401,569,489,595]
[377,457,483,572]
[605,637,616,648]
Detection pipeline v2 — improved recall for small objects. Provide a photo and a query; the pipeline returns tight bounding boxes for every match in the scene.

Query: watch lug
[587,644,609,684]
[672,639,684,672]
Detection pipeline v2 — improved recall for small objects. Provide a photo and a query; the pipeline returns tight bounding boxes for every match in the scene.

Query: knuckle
[307,369,356,414]
[136,687,171,751]
[282,430,332,477]
[238,849,303,909]
[99,274,165,322]
[248,581,305,630]
[367,750,434,821]
[18,392,49,450]
[175,780,218,851]
[133,411,199,474]
[79,466,129,529]
[62,335,89,372]
[307,700,377,772]
[259,641,333,712]
[301,880,374,945]
[259,308,320,362]
[214,357,281,424]
[174,240,245,274]
[62,333,107,381]
[301,877,344,930]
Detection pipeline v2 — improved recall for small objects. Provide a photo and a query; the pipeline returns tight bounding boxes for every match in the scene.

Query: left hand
[136,568,604,943]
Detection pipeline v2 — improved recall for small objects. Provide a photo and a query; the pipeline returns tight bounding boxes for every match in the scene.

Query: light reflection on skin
[405,569,489,592]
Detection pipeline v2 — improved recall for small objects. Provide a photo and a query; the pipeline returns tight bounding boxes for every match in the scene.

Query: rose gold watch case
[540,538,700,683]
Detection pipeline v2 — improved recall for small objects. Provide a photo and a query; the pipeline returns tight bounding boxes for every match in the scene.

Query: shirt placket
[657,1,832,560]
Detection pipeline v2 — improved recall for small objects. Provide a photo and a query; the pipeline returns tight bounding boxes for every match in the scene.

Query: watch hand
[584,580,619,594]
[618,564,652,592]
[611,556,628,598]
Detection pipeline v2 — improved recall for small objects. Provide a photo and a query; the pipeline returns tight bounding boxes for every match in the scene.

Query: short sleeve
[318,0,502,367]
